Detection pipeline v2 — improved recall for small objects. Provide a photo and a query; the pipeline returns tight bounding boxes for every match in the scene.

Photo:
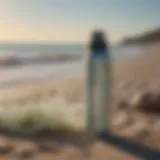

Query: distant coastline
[121,28,160,45]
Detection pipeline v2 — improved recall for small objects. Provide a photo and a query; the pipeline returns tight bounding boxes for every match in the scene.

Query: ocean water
[0,43,148,87]
[0,43,146,62]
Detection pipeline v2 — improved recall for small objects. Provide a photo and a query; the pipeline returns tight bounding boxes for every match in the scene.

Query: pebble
[0,137,13,155]
[13,142,37,159]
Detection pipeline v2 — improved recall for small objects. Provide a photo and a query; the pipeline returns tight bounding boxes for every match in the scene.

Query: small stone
[130,91,160,113]
[117,100,129,110]
[0,137,13,155]
[14,142,37,159]
[38,143,54,152]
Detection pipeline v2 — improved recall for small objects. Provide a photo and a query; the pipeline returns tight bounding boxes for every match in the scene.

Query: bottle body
[86,51,111,134]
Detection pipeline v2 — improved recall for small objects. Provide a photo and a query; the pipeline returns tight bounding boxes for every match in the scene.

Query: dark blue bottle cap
[89,30,108,57]
[90,30,108,52]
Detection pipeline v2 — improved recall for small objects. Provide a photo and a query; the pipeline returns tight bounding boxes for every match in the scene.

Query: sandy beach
[0,45,159,159]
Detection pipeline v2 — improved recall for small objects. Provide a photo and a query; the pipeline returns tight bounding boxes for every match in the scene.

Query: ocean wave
[0,52,83,66]
[0,44,147,67]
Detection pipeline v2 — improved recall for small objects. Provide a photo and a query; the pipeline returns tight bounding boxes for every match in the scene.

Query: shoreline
[0,44,150,89]
[0,44,151,89]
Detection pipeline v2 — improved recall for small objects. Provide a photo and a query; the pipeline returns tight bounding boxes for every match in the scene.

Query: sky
[0,0,160,44]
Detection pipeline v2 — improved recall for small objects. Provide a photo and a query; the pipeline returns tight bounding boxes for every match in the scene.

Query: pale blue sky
[0,0,159,43]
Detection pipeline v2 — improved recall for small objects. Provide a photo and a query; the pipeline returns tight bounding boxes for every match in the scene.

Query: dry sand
[0,46,160,159]
[0,133,140,160]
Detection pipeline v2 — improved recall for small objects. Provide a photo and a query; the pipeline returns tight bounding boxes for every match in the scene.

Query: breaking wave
[0,52,84,67]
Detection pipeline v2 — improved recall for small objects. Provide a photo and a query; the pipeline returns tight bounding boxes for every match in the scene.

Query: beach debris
[130,91,160,113]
